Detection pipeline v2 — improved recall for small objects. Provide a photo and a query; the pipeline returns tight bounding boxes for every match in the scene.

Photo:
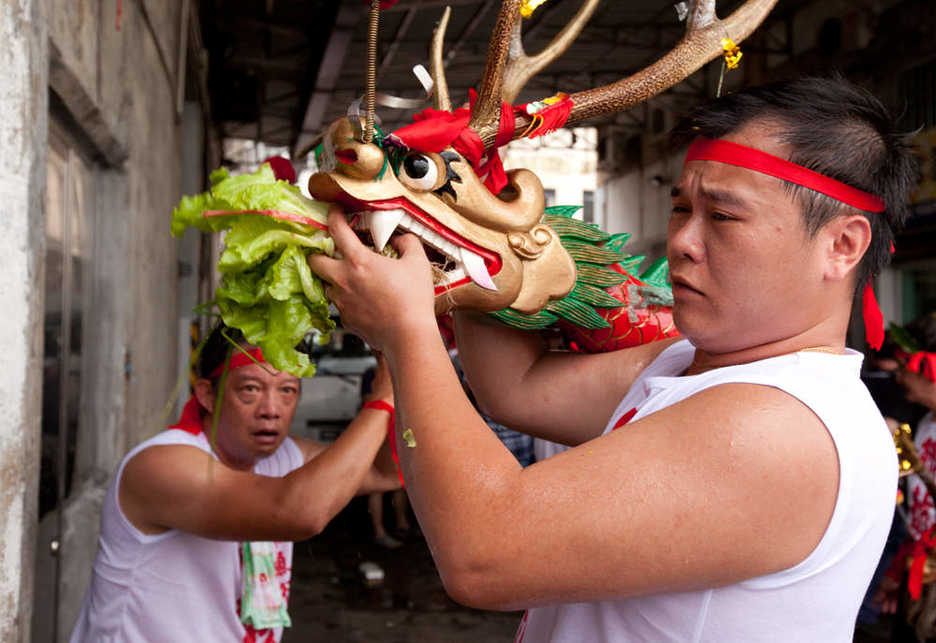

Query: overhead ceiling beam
[293,2,362,157]
[380,7,419,73]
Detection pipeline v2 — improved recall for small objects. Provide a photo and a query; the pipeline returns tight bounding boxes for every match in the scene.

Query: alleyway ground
[283,495,521,642]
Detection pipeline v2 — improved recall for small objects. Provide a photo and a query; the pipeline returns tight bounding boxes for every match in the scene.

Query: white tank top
[69,429,304,643]
[519,339,897,643]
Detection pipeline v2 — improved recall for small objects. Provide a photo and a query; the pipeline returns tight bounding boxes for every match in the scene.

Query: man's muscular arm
[455,311,677,445]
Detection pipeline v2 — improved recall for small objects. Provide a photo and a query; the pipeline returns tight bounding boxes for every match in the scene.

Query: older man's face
[211,362,300,469]
[667,121,827,353]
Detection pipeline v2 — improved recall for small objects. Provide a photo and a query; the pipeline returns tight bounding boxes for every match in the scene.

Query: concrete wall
[27,0,188,639]
[0,3,47,641]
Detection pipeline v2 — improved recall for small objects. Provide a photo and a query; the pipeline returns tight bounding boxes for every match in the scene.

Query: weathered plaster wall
[0,2,47,641]
[35,0,186,638]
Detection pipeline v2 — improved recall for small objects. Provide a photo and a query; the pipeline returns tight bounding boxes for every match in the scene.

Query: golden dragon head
[307,0,777,319]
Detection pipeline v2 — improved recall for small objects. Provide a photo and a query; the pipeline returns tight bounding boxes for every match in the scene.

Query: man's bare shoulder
[652,382,836,473]
[119,444,220,534]
[626,382,839,575]
[121,444,221,499]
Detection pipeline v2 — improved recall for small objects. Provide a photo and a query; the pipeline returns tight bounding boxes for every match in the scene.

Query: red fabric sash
[611,408,637,430]
[169,347,267,435]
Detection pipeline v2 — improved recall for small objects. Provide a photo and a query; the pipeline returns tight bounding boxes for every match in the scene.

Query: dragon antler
[502,0,602,104]
[468,0,523,133]
[460,0,777,148]
[430,6,453,111]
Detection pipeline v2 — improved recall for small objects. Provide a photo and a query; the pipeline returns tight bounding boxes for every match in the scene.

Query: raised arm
[120,394,398,542]
[455,311,676,445]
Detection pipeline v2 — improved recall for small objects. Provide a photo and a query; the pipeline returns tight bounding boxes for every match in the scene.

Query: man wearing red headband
[310,76,917,641]
[70,324,400,643]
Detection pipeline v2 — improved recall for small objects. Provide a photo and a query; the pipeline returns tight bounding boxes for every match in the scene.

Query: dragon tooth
[440,239,458,259]
[424,229,443,249]
[369,209,405,252]
[459,248,497,291]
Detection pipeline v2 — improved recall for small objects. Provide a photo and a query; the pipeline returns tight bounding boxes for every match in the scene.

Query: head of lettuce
[171,161,334,377]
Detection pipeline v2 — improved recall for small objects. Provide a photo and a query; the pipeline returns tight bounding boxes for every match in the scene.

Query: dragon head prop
[308,0,776,350]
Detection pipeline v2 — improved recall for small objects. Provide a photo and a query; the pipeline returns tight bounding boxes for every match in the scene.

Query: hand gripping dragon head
[308,0,776,346]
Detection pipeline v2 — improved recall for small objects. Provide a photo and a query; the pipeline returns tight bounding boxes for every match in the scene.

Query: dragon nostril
[336,149,358,164]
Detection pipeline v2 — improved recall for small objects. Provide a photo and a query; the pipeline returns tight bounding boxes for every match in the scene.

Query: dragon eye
[401,154,439,191]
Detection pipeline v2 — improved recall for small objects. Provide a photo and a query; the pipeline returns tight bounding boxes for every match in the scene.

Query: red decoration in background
[262,156,297,184]
[889,526,936,600]
[896,350,936,384]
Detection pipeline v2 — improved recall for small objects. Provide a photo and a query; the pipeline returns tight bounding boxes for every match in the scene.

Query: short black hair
[196,323,247,380]
[671,75,918,290]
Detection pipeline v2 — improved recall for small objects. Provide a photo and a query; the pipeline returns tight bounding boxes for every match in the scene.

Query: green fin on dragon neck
[489,206,673,331]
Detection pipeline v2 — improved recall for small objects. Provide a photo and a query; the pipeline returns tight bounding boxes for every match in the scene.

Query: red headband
[209,347,266,378]
[170,347,268,435]
[685,138,885,213]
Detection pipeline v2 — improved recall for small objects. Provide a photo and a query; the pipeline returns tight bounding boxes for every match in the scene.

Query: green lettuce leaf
[218,216,334,273]
[170,162,337,376]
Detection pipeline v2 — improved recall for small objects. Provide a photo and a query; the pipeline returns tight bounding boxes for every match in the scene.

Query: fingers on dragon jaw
[307,116,576,316]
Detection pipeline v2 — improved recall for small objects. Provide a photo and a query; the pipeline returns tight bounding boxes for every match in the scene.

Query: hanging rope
[364,0,380,143]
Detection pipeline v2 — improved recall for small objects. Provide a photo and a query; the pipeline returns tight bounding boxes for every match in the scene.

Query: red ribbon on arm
[362,399,404,488]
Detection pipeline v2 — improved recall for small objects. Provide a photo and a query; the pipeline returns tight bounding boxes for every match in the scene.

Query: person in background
[875,313,936,640]
[70,323,400,643]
